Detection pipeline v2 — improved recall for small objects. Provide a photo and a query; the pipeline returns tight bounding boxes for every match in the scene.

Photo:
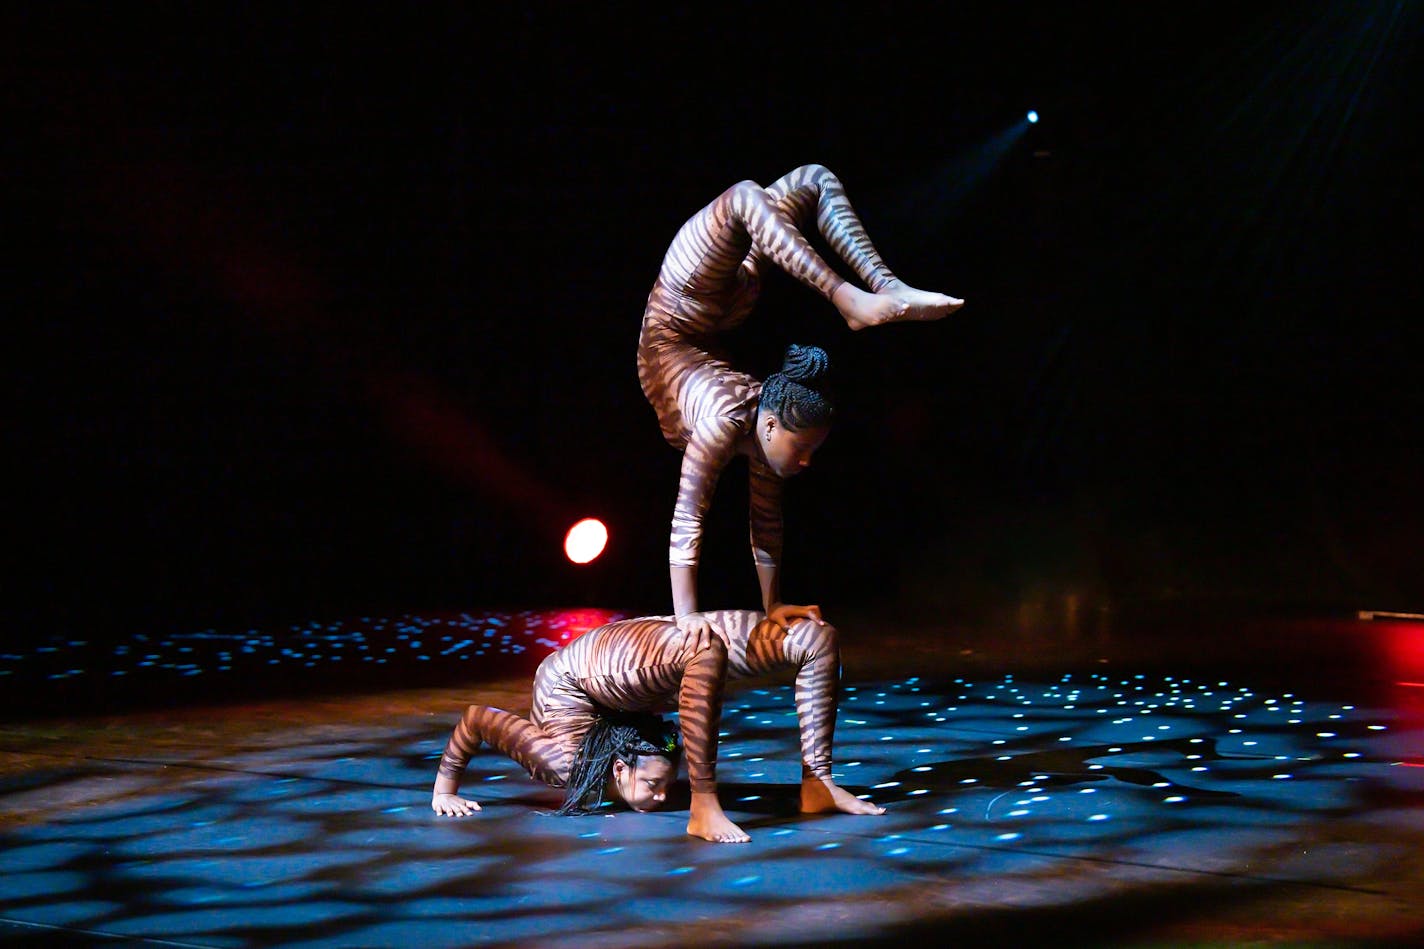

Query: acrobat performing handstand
[637,163,962,643]
[431,608,884,843]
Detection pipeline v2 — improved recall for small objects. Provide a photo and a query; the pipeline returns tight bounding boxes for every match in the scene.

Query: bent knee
[723,178,771,210]
[701,632,729,660]
[794,163,839,189]
[789,618,839,654]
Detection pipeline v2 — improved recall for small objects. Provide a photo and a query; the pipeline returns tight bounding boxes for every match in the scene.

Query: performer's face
[612,755,675,812]
[759,413,830,479]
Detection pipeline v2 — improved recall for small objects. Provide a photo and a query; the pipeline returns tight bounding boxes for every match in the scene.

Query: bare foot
[885,281,964,322]
[834,283,907,330]
[687,791,751,843]
[801,777,886,815]
[833,282,963,330]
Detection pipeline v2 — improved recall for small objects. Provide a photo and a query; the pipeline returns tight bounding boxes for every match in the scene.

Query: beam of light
[1098,0,1416,291]
[880,115,1033,224]
[563,518,608,565]
[75,108,572,527]
[368,368,563,516]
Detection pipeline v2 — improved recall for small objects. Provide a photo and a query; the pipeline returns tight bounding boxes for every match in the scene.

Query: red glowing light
[548,607,622,643]
[564,518,608,564]
[1379,620,1424,683]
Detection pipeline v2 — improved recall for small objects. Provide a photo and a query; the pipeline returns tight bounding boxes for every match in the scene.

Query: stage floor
[3,608,1423,947]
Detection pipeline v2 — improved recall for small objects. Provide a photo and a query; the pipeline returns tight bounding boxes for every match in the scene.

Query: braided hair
[553,711,682,816]
[759,343,833,431]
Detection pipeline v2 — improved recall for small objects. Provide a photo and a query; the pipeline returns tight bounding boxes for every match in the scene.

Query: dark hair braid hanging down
[759,343,833,432]
[553,711,682,816]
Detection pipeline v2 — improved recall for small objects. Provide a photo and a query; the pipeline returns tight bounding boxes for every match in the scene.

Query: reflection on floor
[2,609,1424,947]
[1,608,630,719]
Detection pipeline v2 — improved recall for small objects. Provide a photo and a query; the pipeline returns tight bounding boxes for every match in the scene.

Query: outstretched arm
[671,563,719,647]
[432,704,571,816]
[748,455,790,617]
[669,416,742,644]
[746,458,826,630]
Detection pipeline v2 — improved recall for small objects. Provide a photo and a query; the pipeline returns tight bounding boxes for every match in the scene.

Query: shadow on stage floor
[2,606,1423,947]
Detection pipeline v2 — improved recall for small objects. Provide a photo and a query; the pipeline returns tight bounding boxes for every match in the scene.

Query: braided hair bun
[760,343,833,431]
[779,342,830,381]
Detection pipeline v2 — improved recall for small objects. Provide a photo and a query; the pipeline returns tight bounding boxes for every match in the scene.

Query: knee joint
[791,618,839,654]
[797,163,838,188]
[702,633,729,660]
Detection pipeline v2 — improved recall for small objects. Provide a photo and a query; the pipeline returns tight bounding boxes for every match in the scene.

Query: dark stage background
[7,2,1421,649]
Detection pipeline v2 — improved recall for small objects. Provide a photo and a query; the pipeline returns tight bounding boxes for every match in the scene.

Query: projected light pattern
[3,664,1420,947]
[1,608,628,715]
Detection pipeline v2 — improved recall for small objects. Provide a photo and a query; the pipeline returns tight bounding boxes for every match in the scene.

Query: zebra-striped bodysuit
[636,164,900,581]
[436,610,842,795]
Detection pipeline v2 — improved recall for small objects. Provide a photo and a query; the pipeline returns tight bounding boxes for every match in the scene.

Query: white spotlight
[1027,110,1039,124]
